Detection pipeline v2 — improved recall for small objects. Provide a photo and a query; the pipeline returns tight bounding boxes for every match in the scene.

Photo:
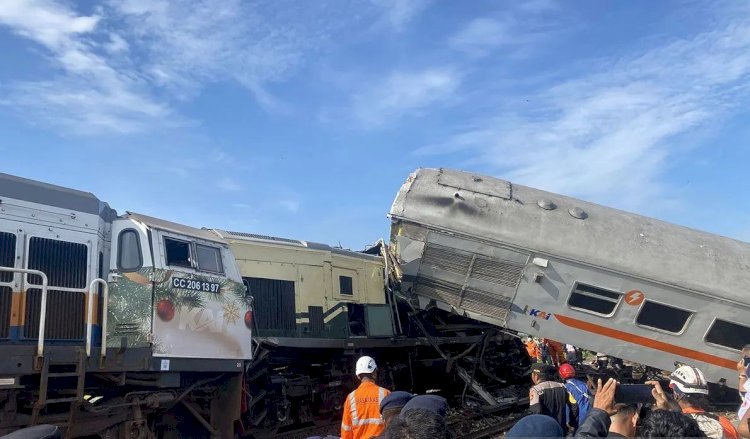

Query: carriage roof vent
[568,207,588,220]
[537,199,557,210]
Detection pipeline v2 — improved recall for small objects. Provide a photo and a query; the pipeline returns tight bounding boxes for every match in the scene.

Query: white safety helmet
[669,365,709,395]
[355,356,377,377]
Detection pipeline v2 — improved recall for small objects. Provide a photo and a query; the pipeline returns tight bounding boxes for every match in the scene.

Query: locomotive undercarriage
[0,345,244,438]
[242,308,531,438]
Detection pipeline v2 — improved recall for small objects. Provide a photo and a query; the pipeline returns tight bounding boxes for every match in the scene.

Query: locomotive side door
[108,218,154,350]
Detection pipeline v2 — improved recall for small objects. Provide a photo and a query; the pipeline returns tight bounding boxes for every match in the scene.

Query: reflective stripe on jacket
[341,381,390,439]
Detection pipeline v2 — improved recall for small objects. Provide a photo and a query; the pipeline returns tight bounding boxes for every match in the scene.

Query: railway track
[447,397,529,439]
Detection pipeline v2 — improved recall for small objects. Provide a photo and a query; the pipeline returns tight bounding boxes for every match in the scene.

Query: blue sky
[1,0,750,249]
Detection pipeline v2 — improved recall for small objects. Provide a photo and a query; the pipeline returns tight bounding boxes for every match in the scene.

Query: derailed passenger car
[389,168,750,387]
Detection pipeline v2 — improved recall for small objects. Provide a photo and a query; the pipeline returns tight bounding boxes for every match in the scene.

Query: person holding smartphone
[649,365,739,439]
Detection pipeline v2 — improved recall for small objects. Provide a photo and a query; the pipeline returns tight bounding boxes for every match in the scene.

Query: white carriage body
[389,168,749,386]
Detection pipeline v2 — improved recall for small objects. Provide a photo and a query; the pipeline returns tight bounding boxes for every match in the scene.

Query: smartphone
[743,356,750,368]
[615,384,654,404]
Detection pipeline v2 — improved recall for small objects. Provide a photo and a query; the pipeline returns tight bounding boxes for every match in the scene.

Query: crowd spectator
[526,338,540,362]
[648,365,738,439]
[383,394,448,439]
[378,391,413,431]
[636,409,706,438]
[506,415,564,438]
[738,346,750,431]
[340,356,390,439]
[576,377,706,438]
[596,352,609,370]
[566,344,578,364]
[544,340,565,367]
[529,363,571,432]
[559,363,592,431]
[540,339,551,365]
[607,404,638,438]
[575,377,618,438]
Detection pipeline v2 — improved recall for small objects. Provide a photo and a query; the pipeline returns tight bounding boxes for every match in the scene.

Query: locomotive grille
[461,288,512,323]
[24,289,85,339]
[24,237,88,340]
[0,231,16,338]
[245,277,297,336]
[308,306,324,335]
[471,257,524,288]
[421,245,472,276]
[416,242,525,324]
[414,276,461,306]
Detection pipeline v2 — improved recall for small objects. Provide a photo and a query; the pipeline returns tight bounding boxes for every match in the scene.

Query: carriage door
[108,219,153,350]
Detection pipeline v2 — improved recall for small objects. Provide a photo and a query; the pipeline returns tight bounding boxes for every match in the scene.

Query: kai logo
[529,308,553,320]
[178,306,224,333]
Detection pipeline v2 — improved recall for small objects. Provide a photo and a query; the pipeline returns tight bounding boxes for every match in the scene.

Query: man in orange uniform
[341,356,390,439]
[525,338,540,362]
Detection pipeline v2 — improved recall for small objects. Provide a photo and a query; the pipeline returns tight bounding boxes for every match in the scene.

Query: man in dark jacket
[529,363,571,432]
[576,378,618,438]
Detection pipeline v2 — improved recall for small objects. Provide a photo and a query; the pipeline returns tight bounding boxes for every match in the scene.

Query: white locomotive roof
[125,212,227,244]
[0,172,115,219]
[390,168,750,305]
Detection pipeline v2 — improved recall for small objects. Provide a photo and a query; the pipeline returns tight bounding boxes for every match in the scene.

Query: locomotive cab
[108,213,252,361]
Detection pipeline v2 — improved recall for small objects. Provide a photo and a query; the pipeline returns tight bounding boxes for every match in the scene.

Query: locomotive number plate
[171,277,221,293]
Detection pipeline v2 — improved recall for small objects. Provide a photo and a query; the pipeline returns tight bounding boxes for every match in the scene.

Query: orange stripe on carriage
[554,314,736,370]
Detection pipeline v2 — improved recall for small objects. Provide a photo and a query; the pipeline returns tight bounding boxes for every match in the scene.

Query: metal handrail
[86,278,109,359]
[0,267,48,366]
[99,278,109,366]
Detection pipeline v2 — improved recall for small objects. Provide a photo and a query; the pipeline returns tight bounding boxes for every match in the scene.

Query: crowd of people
[525,337,578,367]
[310,343,750,439]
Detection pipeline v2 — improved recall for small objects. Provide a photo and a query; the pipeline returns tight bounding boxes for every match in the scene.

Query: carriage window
[196,244,223,274]
[117,229,142,272]
[705,319,750,351]
[164,237,191,268]
[339,276,353,296]
[636,301,692,334]
[567,283,622,316]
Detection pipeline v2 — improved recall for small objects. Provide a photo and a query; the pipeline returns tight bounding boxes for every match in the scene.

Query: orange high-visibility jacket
[525,341,539,359]
[341,381,390,439]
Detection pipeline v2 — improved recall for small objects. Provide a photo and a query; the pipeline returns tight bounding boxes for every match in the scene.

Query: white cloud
[374,0,430,32]
[277,199,300,213]
[418,13,750,209]
[449,18,516,56]
[0,0,365,134]
[0,0,99,47]
[104,33,128,53]
[448,7,558,58]
[352,68,460,127]
[217,177,243,192]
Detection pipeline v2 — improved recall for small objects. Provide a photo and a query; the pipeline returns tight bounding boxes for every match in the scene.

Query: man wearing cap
[529,363,571,432]
[378,391,413,431]
[650,365,739,439]
[383,395,449,439]
[341,356,390,439]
